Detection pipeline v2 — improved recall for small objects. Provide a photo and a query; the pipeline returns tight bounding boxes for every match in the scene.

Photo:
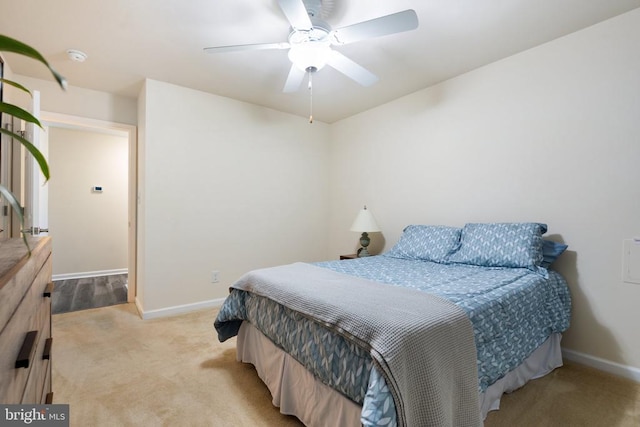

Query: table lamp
[350,206,381,257]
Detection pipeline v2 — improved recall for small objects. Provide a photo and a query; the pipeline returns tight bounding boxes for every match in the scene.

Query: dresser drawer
[0,303,40,403]
[40,358,52,404]
[0,239,51,329]
[21,313,51,404]
[0,239,53,404]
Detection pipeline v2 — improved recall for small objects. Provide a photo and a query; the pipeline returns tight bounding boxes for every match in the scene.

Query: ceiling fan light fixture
[288,42,331,71]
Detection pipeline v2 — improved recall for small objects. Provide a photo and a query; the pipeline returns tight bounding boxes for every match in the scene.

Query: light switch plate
[623,239,640,284]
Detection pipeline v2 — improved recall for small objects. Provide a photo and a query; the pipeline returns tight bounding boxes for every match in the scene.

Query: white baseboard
[136,298,226,320]
[562,348,640,383]
[53,269,128,281]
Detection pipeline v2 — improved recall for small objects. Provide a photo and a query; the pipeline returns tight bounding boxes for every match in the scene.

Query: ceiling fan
[204,0,419,93]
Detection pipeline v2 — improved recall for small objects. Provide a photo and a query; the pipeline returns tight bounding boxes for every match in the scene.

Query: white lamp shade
[350,206,381,233]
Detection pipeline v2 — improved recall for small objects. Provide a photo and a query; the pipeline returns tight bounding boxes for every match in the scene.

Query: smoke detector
[66,49,88,62]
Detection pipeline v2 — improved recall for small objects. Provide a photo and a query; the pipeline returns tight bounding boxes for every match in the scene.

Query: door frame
[40,111,138,303]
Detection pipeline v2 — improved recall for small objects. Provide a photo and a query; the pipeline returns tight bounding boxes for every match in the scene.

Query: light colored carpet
[52,303,640,426]
[52,303,302,427]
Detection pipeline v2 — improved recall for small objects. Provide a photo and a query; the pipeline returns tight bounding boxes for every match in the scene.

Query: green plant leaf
[0,127,50,181]
[0,184,30,254]
[0,34,67,90]
[0,78,32,96]
[0,34,62,253]
[0,102,43,129]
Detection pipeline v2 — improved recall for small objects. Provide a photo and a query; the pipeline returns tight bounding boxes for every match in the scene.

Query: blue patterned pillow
[448,223,547,275]
[541,240,568,268]
[385,225,462,263]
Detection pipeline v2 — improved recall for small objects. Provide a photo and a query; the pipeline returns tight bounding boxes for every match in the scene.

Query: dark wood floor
[52,274,127,314]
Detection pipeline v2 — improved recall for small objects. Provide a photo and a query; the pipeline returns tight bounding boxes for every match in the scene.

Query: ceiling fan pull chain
[308,69,313,123]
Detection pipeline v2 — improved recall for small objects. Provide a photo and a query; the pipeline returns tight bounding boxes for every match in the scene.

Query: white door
[23,91,49,236]
[0,90,43,240]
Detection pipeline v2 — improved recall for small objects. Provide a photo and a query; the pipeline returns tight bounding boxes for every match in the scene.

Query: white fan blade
[326,50,378,87]
[283,65,306,92]
[331,9,418,45]
[278,0,312,31]
[204,42,289,54]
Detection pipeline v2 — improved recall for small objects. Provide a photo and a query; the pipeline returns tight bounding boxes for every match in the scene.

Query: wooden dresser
[0,237,53,404]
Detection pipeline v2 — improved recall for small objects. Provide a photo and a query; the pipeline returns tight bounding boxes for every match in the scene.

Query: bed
[215,222,571,426]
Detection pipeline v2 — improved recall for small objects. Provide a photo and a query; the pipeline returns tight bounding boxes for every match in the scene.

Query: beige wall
[12,75,137,126]
[137,79,331,313]
[329,9,640,371]
[48,127,129,275]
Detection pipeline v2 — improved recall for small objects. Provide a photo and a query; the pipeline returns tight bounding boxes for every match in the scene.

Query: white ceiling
[2,0,639,123]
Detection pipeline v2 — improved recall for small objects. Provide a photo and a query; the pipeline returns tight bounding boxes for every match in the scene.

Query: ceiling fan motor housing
[302,0,322,18]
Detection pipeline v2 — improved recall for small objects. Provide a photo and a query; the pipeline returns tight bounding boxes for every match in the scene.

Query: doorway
[40,112,137,303]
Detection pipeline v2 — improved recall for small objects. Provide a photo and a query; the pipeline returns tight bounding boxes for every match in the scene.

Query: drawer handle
[43,337,53,360]
[43,282,54,298]
[15,330,38,369]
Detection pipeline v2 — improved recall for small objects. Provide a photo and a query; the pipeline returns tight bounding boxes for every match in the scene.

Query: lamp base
[357,247,371,257]
[357,232,371,257]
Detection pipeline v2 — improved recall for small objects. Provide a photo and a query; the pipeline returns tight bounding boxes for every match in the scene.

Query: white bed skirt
[237,321,563,426]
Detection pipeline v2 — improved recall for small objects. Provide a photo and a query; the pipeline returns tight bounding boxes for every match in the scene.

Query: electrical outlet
[211,270,220,283]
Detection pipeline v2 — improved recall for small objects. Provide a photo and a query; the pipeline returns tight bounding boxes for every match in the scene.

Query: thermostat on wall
[92,186,103,193]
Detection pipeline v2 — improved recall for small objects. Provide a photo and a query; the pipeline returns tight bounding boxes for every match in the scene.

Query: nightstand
[340,254,358,260]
